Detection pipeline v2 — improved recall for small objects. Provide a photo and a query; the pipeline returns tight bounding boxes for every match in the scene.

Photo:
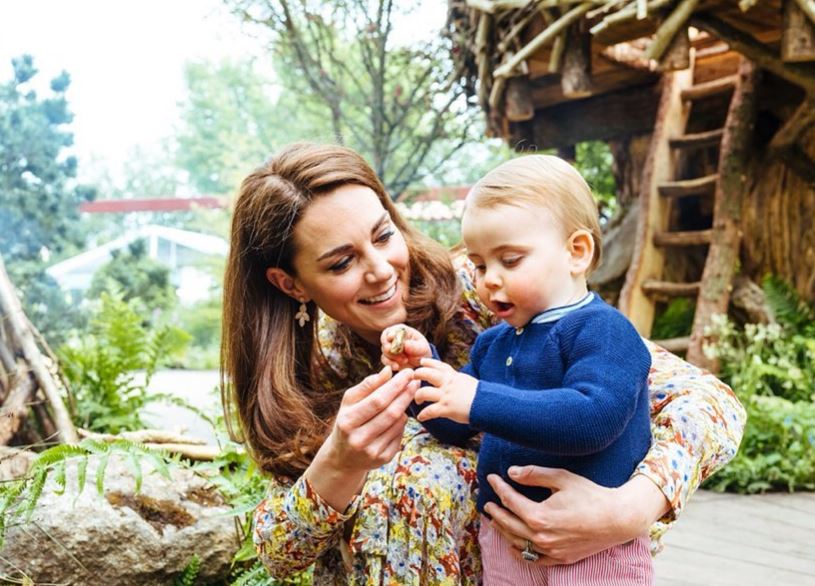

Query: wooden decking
[654,490,815,585]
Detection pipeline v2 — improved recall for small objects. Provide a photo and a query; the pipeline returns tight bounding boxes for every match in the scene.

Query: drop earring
[295,300,310,328]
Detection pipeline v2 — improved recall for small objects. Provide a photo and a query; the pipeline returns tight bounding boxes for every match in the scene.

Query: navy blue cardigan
[416,294,652,514]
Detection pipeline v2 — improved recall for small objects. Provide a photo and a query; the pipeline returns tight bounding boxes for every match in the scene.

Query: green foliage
[88,240,177,317]
[0,54,95,265]
[0,55,96,345]
[651,298,695,341]
[704,395,815,493]
[59,291,189,433]
[703,277,815,493]
[0,439,175,548]
[174,554,201,586]
[176,59,287,195]
[575,141,618,220]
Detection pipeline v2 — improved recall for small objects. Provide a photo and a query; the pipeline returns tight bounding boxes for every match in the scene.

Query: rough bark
[687,59,760,369]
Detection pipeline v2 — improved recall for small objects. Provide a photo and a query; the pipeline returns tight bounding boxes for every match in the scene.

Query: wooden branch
[78,429,220,461]
[784,0,815,63]
[549,32,567,73]
[476,12,494,109]
[656,24,691,71]
[687,59,760,369]
[497,5,542,53]
[692,14,815,94]
[78,428,208,445]
[0,257,77,443]
[466,0,532,13]
[494,2,593,78]
[770,98,815,151]
[794,0,815,25]
[590,0,673,35]
[0,374,36,445]
[646,0,701,62]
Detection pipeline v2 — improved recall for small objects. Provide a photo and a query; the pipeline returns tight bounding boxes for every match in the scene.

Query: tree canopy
[0,55,95,265]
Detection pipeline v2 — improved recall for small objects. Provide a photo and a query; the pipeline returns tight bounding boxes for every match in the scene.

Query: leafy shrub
[59,290,189,433]
[703,277,815,493]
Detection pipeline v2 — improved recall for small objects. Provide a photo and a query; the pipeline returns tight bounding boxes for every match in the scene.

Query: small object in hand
[389,327,407,355]
[522,539,540,562]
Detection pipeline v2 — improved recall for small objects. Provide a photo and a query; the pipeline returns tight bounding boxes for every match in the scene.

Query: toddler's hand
[381,324,431,371]
[413,358,477,424]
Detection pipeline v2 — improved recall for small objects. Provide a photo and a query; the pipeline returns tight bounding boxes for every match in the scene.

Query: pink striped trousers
[479,515,654,585]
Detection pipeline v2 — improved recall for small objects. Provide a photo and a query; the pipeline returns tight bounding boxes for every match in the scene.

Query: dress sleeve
[253,474,360,578]
[635,340,746,526]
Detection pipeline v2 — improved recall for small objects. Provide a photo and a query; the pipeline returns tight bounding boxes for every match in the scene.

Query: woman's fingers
[340,368,415,428]
[343,365,393,404]
[508,465,576,493]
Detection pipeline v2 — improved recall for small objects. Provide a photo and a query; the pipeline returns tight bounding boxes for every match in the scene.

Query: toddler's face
[461,203,587,328]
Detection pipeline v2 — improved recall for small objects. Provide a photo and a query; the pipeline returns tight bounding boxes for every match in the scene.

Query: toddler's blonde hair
[467,154,602,274]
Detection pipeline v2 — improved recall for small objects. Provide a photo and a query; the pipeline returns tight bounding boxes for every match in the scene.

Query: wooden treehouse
[448,0,815,370]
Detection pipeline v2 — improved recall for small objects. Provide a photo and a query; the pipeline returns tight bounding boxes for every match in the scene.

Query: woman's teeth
[360,283,396,304]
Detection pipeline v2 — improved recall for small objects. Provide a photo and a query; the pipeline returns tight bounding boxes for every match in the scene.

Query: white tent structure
[46,225,228,305]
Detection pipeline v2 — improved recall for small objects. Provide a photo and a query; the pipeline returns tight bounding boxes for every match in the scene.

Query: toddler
[382,155,653,585]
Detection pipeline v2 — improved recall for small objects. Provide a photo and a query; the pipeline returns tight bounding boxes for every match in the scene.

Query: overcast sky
[0,1,447,185]
[0,0,260,179]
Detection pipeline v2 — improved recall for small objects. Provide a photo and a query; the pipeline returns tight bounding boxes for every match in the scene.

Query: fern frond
[762,275,815,332]
[52,460,68,496]
[173,554,201,586]
[96,451,110,495]
[23,468,48,521]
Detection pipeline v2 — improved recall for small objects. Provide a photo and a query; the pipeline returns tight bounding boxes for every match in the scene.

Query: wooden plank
[681,74,738,101]
[530,82,660,149]
[651,336,690,352]
[618,69,694,337]
[658,174,718,197]
[654,229,713,246]
[642,280,701,297]
[669,128,724,149]
[655,490,815,585]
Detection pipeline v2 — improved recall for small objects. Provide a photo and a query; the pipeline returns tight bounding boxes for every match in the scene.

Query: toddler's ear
[567,230,594,276]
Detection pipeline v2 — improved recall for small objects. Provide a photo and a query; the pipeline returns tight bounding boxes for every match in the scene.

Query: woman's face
[289,184,410,344]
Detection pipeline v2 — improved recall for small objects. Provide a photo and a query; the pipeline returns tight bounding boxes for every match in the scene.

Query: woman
[221,143,745,584]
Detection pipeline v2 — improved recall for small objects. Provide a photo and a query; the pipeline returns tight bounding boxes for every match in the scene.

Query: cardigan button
[506,356,513,366]
[515,327,523,335]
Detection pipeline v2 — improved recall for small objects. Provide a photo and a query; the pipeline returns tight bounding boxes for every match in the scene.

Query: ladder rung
[652,336,690,353]
[642,280,701,297]
[654,229,713,247]
[680,75,738,102]
[658,174,718,198]
[669,129,724,150]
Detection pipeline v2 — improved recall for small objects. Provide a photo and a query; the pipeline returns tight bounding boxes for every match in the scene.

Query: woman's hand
[306,366,419,511]
[483,466,670,565]
[380,324,431,370]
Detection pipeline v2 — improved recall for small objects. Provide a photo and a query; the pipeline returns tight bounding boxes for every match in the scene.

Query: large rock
[1,453,241,584]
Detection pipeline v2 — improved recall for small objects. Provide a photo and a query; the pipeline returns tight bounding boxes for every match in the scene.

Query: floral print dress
[253,263,746,584]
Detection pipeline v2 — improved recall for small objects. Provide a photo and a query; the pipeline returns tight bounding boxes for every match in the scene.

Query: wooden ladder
[619,57,756,369]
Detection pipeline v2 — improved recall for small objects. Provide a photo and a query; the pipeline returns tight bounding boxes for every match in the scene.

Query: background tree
[0,55,95,264]
[88,240,177,319]
[225,0,478,197]
[0,55,95,343]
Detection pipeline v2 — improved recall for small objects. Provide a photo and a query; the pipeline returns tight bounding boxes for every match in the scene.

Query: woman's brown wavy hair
[221,143,461,480]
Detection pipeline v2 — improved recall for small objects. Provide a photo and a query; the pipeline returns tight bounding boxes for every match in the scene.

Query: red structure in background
[79,197,227,213]
[80,188,472,214]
